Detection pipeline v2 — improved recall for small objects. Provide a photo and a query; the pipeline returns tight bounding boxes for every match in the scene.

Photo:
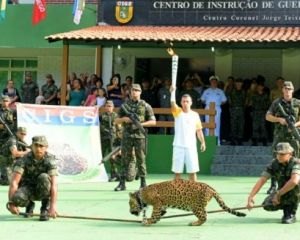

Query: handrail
[99,102,216,136]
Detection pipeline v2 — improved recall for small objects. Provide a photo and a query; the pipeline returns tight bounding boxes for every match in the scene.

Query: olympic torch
[167,47,179,88]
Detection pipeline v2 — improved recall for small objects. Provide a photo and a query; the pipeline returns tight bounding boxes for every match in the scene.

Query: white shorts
[172,146,199,173]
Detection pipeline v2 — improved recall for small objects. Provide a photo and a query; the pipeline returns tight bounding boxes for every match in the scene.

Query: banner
[73,0,85,25]
[16,103,108,183]
[0,0,7,21]
[32,0,47,25]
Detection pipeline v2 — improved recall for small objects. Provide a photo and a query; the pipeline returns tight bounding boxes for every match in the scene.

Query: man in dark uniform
[7,136,58,221]
[100,100,121,181]
[114,84,156,191]
[265,81,300,193]
[0,127,30,185]
[247,142,300,224]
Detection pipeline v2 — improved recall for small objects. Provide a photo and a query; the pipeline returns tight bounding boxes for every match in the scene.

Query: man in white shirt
[170,87,206,181]
[201,76,227,145]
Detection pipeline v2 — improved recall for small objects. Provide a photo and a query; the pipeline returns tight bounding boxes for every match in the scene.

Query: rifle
[277,103,300,141]
[99,146,121,165]
[0,115,30,149]
[121,104,146,135]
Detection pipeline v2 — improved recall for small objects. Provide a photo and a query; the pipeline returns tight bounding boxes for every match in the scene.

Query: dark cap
[131,83,142,91]
[283,81,294,90]
[1,95,10,102]
[209,75,219,81]
[105,100,114,106]
[45,74,53,79]
[32,136,48,146]
[274,142,294,154]
[17,127,27,134]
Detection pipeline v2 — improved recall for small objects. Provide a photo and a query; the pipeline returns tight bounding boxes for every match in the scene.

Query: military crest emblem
[115,1,134,24]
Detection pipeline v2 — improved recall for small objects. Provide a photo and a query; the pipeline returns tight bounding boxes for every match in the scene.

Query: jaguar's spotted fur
[129,179,246,226]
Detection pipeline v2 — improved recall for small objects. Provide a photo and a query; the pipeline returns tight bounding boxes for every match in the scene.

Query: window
[0,58,38,93]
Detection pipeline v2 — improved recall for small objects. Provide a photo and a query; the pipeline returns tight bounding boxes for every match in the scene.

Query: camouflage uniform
[118,99,155,181]
[20,81,39,104]
[100,111,121,180]
[0,106,16,143]
[10,151,58,208]
[261,156,300,216]
[267,98,300,157]
[228,88,246,144]
[251,91,270,144]
[41,83,58,105]
[0,136,28,184]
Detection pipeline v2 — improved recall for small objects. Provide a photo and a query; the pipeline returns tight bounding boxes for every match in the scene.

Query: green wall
[0,4,97,48]
[146,135,217,174]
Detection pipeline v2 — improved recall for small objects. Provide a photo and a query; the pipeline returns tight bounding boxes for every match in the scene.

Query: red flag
[32,0,47,25]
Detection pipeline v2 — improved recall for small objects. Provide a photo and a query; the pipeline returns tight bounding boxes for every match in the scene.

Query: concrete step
[211,145,273,176]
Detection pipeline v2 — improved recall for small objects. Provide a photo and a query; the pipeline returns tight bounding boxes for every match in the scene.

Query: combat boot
[282,207,296,224]
[114,177,126,191]
[39,199,50,221]
[24,201,35,218]
[140,177,147,189]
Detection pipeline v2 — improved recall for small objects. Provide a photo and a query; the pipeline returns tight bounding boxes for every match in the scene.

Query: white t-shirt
[171,105,202,148]
[96,97,106,107]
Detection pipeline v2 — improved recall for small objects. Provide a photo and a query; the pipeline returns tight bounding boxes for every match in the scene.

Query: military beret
[32,135,48,146]
[274,142,294,154]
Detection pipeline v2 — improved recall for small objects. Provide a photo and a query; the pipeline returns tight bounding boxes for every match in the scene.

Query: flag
[16,103,108,183]
[73,0,85,25]
[0,0,7,21]
[32,0,47,25]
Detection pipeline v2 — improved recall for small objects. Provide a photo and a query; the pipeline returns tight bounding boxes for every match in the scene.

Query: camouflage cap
[32,135,48,146]
[283,81,294,90]
[1,95,10,102]
[274,142,294,154]
[131,83,142,91]
[105,100,114,106]
[209,75,219,81]
[17,127,27,134]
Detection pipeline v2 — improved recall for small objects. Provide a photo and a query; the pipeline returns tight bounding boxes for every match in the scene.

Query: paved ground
[0,175,298,240]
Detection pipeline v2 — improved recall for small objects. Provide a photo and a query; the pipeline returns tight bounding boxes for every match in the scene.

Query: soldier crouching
[247,142,300,224]
[7,136,58,221]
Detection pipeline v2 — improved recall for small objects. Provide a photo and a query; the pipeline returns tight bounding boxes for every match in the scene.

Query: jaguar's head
[129,192,142,216]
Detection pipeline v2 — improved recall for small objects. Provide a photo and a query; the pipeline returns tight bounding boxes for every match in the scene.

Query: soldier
[0,95,16,145]
[100,100,121,182]
[247,142,300,224]
[114,84,156,191]
[250,82,270,146]
[7,136,58,221]
[41,74,58,105]
[228,78,246,145]
[265,81,300,193]
[0,127,30,185]
[20,72,39,104]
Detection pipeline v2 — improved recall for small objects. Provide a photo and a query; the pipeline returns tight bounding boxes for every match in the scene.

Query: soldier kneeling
[247,142,300,224]
[7,136,58,221]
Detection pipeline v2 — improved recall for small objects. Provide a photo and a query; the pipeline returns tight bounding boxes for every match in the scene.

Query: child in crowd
[96,87,107,107]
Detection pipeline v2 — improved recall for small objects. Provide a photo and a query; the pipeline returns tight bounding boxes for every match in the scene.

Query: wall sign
[99,0,300,26]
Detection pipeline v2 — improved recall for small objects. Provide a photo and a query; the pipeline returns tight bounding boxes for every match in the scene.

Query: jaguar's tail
[212,191,246,217]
